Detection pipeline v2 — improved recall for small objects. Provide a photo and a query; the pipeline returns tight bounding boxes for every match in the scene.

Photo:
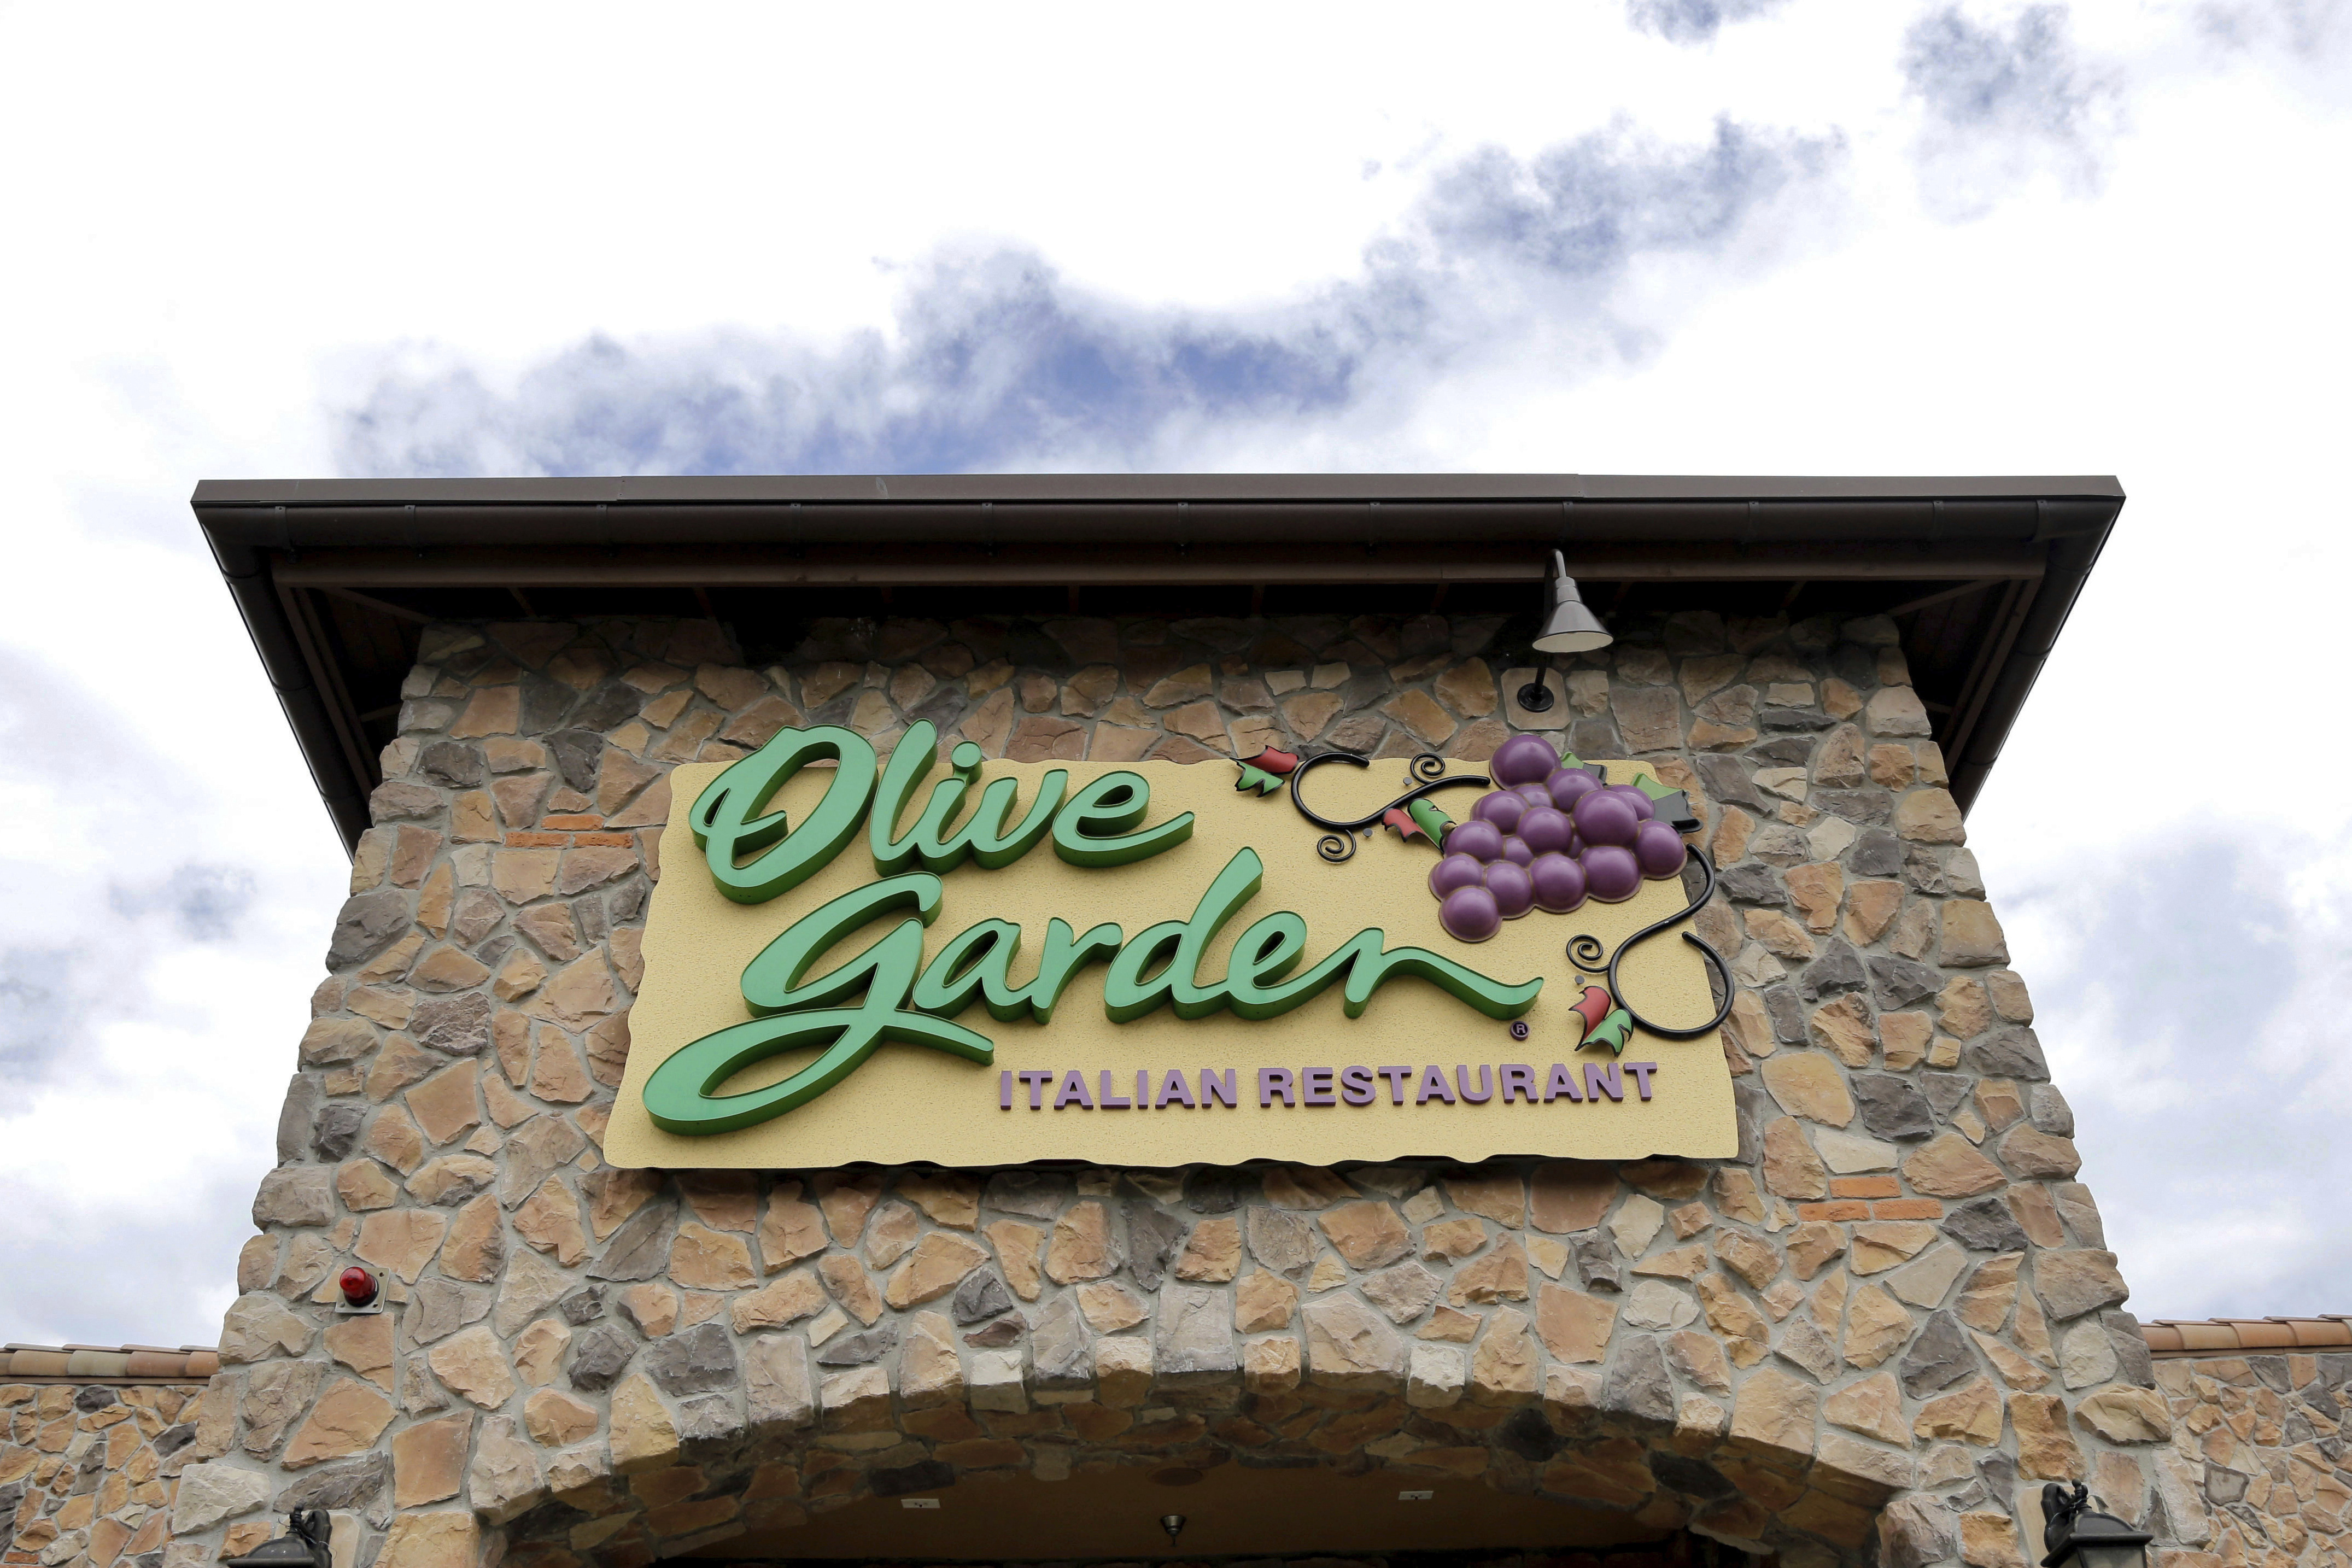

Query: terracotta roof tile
[0,1343,219,1383]
[2142,1316,2352,1357]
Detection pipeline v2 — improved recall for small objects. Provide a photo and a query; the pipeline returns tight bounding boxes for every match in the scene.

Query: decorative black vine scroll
[1287,751,1490,864]
[1567,845,1736,1039]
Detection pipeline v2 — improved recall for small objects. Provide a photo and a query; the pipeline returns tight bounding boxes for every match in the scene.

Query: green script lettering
[689,726,875,904]
[642,875,994,1134]
[650,727,1541,1136]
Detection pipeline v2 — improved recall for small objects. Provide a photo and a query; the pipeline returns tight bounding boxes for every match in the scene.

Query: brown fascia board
[191,474,2122,850]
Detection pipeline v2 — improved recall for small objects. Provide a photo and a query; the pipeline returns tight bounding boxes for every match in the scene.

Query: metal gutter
[191,472,2125,508]
[191,474,2121,852]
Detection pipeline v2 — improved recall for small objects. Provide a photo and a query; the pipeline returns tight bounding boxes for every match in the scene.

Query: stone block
[170,1462,272,1532]
[253,1167,336,1229]
[1408,1344,1467,1407]
[1905,1132,2006,1198]
[1243,1336,1302,1392]
[1095,1336,1152,1408]
[391,1413,471,1506]
[1470,1307,1540,1406]
[375,1511,478,1568]
[1728,1367,1818,1455]
[1156,1282,1238,1381]
[219,1292,314,1362]
[901,1312,966,1409]
[886,1232,988,1308]
[2034,1250,2128,1322]
[610,1373,681,1471]
[968,1350,1028,1413]
[1045,1200,1119,1283]
[1302,1293,1405,1390]
[426,1326,515,1409]
[1443,1166,1526,1227]
[1318,1201,1411,1268]
[2008,1393,2084,1479]
[467,1416,543,1523]
[2072,1386,2169,1443]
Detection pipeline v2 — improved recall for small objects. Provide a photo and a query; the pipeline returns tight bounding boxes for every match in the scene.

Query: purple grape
[1445,818,1505,862]
[1582,844,1642,902]
[1518,805,1573,856]
[1571,789,1641,848]
[1634,820,1687,879]
[1483,858,1535,919]
[1429,853,1486,900]
[1499,835,1535,867]
[1529,852,1587,914]
[1604,784,1657,822]
[1512,783,1552,811]
[1473,789,1528,835]
[1565,828,1585,859]
[1546,767,1601,811]
[1490,734,1560,788]
[1440,884,1502,943]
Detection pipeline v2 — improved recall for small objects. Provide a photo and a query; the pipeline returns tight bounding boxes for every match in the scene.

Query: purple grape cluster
[1429,734,1688,943]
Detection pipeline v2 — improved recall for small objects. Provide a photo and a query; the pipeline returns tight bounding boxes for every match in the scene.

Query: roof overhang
[191,473,2122,851]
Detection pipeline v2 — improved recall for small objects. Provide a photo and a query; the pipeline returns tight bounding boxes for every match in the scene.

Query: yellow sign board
[606,744,1736,1171]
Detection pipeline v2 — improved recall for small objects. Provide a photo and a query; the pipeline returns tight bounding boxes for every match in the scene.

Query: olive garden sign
[606,724,1739,1169]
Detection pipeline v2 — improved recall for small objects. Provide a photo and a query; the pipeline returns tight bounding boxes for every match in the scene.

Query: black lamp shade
[223,1512,331,1568]
[221,1537,326,1568]
[2040,1483,2151,1568]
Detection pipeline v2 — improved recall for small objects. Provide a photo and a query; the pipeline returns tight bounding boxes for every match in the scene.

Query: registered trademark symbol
[1508,1020,1530,1040]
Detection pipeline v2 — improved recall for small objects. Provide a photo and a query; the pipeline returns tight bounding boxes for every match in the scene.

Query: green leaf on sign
[1633,774,1678,801]
[1585,1008,1635,1056]
[1235,764,1285,795]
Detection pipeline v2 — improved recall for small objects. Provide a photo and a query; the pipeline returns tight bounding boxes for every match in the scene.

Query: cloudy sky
[0,0,2346,1348]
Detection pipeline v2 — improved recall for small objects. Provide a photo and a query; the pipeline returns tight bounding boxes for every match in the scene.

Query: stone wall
[4,1381,209,1568]
[51,1344,2342,1568]
[2145,1351,2352,1568]
[162,609,2180,1568]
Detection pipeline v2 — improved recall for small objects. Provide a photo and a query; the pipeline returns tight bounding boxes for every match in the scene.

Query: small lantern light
[2040,1482,2151,1568]
[1160,1514,1187,1547]
[1531,551,1612,655]
[223,1510,330,1568]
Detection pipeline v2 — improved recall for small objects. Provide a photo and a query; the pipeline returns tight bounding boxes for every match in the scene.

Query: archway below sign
[691,1461,1678,1561]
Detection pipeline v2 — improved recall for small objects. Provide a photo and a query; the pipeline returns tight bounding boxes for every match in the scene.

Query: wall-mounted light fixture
[1512,550,1612,714]
[1532,550,1612,655]
[221,1511,330,1568]
[2039,1482,2151,1568]
[1160,1514,1187,1547]
[336,1267,381,1315]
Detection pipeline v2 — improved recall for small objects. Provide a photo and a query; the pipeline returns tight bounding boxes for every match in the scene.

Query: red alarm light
[339,1267,378,1307]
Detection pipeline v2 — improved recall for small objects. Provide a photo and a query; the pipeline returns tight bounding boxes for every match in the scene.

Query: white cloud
[1992,823,2352,1314]
[0,0,2348,1344]
[331,120,1842,479]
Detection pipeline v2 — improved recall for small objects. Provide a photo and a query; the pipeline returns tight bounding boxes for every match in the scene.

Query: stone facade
[33,1343,2338,1568]
[152,608,2182,1568]
[2145,1351,2352,1568]
[3,1380,211,1568]
[25,1346,2342,1568]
